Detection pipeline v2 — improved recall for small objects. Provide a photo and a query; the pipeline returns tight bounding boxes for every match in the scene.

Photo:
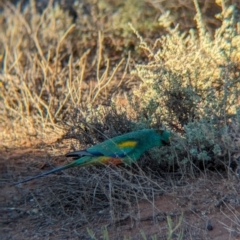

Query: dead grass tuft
[1,1,240,239]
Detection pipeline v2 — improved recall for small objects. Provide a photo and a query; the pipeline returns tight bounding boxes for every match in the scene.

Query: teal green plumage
[13,129,171,185]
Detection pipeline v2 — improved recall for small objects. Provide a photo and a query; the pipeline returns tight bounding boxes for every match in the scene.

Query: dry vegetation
[1,0,240,239]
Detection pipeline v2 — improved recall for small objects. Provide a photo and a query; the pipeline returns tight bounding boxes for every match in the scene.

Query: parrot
[12,129,171,185]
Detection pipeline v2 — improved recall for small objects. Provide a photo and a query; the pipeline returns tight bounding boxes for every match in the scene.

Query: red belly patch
[100,157,123,166]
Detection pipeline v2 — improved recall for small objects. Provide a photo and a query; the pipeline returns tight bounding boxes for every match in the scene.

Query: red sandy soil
[1,143,240,240]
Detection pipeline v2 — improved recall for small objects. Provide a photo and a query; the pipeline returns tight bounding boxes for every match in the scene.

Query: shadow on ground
[1,143,240,240]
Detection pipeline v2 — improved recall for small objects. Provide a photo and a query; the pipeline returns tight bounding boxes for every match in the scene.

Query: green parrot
[13,129,171,185]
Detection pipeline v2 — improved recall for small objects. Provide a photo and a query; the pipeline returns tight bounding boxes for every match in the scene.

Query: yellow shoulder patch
[117,141,137,148]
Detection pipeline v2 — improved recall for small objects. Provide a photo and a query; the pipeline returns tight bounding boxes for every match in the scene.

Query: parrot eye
[162,139,171,146]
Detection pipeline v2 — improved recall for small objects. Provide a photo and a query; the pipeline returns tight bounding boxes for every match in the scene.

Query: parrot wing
[65,150,100,159]
[87,138,139,158]
[66,138,139,159]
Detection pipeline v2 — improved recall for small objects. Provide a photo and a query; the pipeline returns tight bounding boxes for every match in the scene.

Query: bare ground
[1,141,240,240]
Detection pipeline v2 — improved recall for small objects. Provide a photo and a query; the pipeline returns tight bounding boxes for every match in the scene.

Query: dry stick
[116,51,131,88]
[110,166,165,221]
[91,58,109,102]
[35,23,75,123]
[4,102,22,118]
[35,94,55,126]
[222,201,240,225]
[37,58,48,99]
[92,31,125,101]
[55,24,76,75]
[53,55,73,119]
[68,52,83,106]
[31,7,48,66]
[22,81,46,125]
[32,1,55,70]
[7,51,22,74]
[67,54,75,104]
[68,54,73,95]
[4,74,23,116]
[54,92,71,119]
[21,76,31,118]
[2,45,8,73]
[96,31,103,87]
[219,204,240,234]
[88,31,105,103]
[76,49,91,105]
[33,34,48,68]
[5,1,32,34]
[65,49,90,111]
[91,58,125,103]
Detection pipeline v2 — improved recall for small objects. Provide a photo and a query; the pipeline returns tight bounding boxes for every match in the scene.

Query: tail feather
[65,150,95,158]
[12,161,77,186]
[12,155,105,186]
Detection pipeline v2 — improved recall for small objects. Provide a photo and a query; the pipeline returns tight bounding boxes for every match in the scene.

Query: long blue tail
[12,161,78,186]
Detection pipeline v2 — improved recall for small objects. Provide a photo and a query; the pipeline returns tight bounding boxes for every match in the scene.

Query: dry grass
[1,0,240,239]
[4,152,240,239]
[131,2,240,130]
[0,1,134,147]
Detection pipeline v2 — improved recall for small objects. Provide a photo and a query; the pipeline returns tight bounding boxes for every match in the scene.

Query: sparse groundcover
[1,0,240,239]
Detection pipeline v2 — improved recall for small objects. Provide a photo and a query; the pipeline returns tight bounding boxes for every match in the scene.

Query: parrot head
[156,129,172,146]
